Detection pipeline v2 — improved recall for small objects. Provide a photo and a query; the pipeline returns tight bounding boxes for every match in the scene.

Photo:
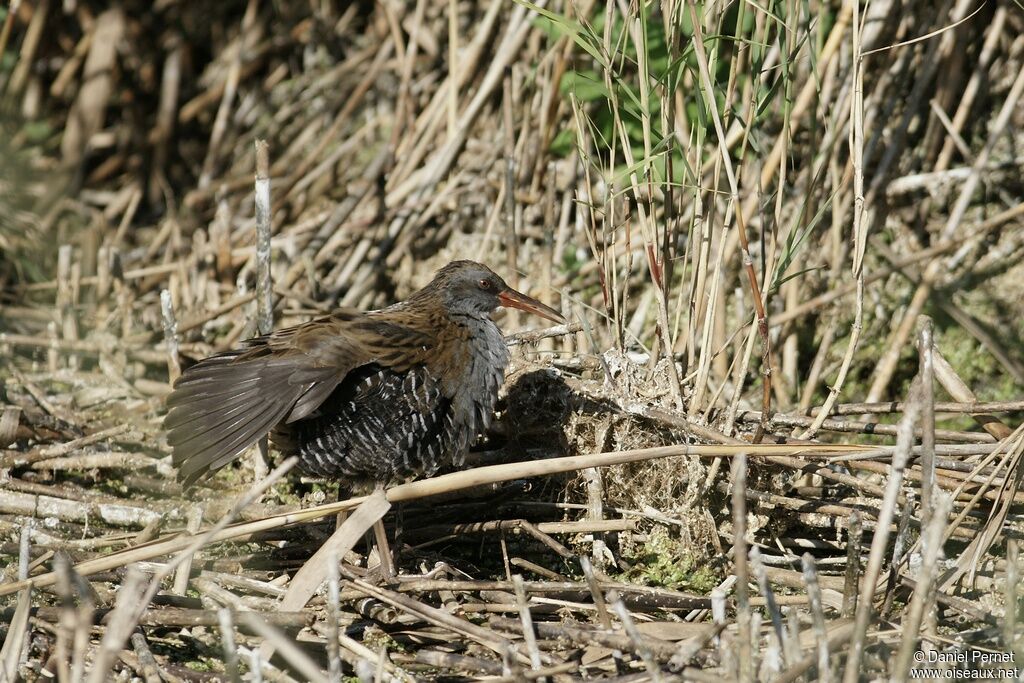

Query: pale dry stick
[802,554,832,683]
[935,5,1007,170]
[622,9,684,411]
[172,504,204,595]
[502,74,519,277]
[883,489,915,615]
[257,491,390,664]
[84,567,147,683]
[0,1,20,89]
[689,213,730,417]
[609,592,663,682]
[387,0,533,207]
[239,613,327,683]
[842,378,923,683]
[686,0,774,433]
[891,492,953,682]
[864,59,1024,405]
[0,443,869,597]
[0,585,30,681]
[254,140,274,338]
[248,648,263,683]
[811,399,1024,416]
[931,346,1013,440]
[251,139,274,481]
[736,410,993,444]
[446,0,458,138]
[159,290,180,383]
[6,0,47,98]
[583,464,608,568]
[512,575,543,677]
[325,552,342,683]
[772,201,1024,329]
[749,547,787,672]
[1006,540,1019,655]
[28,451,162,472]
[799,0,867,441]
[841,510,862,618]
[148,36,182,205]
[128,632,162,683]
[579,555,624,671]
[217,608,242,683]
[198,17,245,189]
[732,453,753,682]
[389,0,503,187]
[918,318,936,527]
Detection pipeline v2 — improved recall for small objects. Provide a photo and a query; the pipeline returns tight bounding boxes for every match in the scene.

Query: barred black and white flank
[164,261,563,490]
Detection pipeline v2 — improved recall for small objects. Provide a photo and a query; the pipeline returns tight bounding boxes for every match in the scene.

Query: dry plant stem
[1007,540,1019,654]
[802,554,832,683]
[918,318,936,526]
[808,399,1024,416]
[0,442,868,597]
[85,566,146,683]
[0,586,31,681]
[931,346,1012,440]
[732,453,753,682]
[159,289,180,383]
[254,139,273,337]
[0,0,20,87]
[842,510,863,618]
[771,201,1024,329]
[239,613,328,683]
[253,138,273,481]
[512,575,543,676]
[801,37,866,438]
[128,631,163,683]
[865,60,1024,403]
[609,592,663,681]
[325,553,342,683]
[891,492,952,683]
[341,572,526,664]
[686,1,772,436]
[843,378,922,683]
[749,547,787,669]
[218,607,242,683]
[258,491,391,664]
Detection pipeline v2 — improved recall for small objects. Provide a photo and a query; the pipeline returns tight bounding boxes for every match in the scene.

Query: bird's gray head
[421,260,564,323]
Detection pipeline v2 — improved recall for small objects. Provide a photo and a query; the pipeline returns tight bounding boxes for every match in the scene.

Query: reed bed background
[1,0,1023,680]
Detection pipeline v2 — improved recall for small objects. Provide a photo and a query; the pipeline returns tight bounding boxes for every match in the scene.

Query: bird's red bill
[498,288,564,323]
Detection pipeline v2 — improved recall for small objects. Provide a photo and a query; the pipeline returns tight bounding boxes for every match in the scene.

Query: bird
[164,260,564,491]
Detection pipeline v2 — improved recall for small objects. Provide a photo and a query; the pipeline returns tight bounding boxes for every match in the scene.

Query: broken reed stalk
[159,289,180,383]
[731,453,753,682]
[253,137,273,480]
[891,492,952,683]
[0,441,868,597]
[254,139,273,336]
[801,554,832,683]
[843,377,922,682]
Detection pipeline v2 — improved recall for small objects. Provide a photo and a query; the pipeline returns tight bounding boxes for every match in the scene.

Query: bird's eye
[478,279,492,290]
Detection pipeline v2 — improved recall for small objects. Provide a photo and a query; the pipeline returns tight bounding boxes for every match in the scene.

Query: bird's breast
[432,317,510,441]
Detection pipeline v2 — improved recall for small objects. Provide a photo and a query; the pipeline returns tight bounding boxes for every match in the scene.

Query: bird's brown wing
[165,311,377,486]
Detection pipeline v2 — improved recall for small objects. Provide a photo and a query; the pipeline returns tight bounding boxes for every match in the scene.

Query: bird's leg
[362,482,396,582]
[393,502,404,570]
[334,484,349,532]
[371,518,396,581]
